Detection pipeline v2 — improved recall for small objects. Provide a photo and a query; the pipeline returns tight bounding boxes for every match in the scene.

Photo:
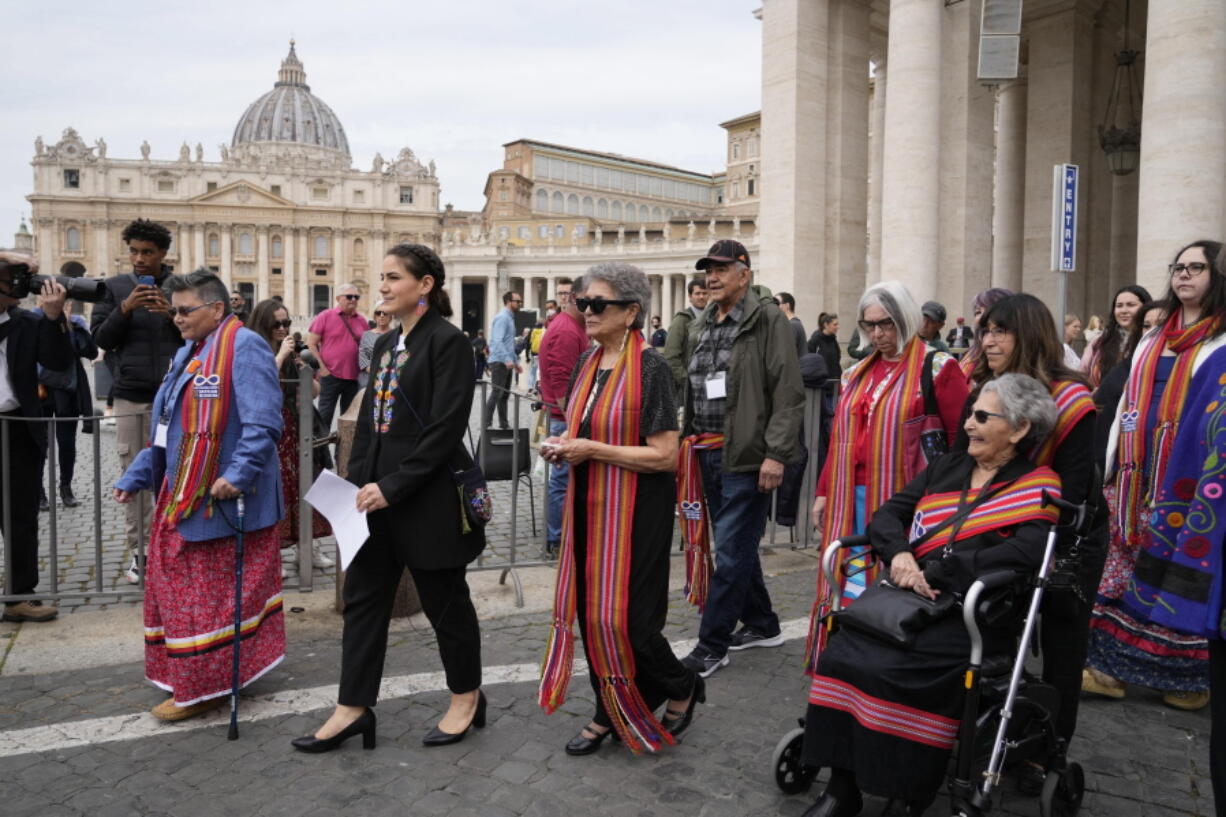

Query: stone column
[93,219,110,277]
[485,273,501,337]
[333,231,346,292]
[256,227,270,302]
[296,230,310,318]
[759,0,829,321]
[220,228,233,283]
[1136,0,1226,294]
[661,273,675,326]
[992,79,1028,292]
[193,224,205,269]
[369,230,386,298]
[283,228,296,317]
[880,0,942,296]
[867,56,886,283]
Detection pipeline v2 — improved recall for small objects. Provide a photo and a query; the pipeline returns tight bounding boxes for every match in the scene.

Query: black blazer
[6,307,74,446]
[347,309,484,570]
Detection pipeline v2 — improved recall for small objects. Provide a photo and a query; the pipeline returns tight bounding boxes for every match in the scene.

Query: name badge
[154,422,169,448]
[193,373,221,399]
[705,372,727,400]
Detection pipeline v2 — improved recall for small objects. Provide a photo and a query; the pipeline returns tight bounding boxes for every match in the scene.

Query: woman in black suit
[293,244,486,753]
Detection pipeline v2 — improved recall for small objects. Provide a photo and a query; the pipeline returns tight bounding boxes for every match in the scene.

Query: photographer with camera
[0,252,72,622]
[90,219,182,584]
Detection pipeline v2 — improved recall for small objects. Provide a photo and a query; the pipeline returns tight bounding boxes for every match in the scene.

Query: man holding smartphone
[90,219,182,583]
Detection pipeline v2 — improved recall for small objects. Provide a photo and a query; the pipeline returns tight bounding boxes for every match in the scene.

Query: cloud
[0,0,761,249]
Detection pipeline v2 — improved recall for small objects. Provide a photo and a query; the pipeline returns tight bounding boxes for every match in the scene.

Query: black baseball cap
[696,239,751,271]
[921,301,946,323]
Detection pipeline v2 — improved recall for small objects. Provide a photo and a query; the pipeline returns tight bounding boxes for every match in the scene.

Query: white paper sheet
[304,469,369,571]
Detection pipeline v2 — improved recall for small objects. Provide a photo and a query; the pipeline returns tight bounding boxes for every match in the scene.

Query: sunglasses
[341,294,360,301]
[374,311,387,317]
[168,301,220,317]
[575,297,636,314]
[970,409,1007,424]
[273,319,293,329]
[857,317,895,333]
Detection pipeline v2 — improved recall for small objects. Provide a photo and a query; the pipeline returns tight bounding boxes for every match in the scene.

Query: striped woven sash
[676,433,724,610]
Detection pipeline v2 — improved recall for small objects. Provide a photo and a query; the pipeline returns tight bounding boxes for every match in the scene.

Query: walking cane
[228,494,246,741]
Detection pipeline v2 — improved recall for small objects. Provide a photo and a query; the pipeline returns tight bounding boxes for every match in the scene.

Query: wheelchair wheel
[772,726,817,794]
[1038,762,1084,817]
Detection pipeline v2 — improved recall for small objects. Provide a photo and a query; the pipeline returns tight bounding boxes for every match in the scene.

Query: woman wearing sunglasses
[958,292,1100,774]
[357,302,395,389]
[810,281,969,645]
[248,299,332,572]
[538,262,701,756]
[1088,240,1226,712]
[294,243,486,753]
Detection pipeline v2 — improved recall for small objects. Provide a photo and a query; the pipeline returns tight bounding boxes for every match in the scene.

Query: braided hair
[386,243,453,317]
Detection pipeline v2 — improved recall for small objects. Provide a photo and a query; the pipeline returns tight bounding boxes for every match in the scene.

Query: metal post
[2,420,10,596]
[46,418,58,595]
[509,390,520,565]
[136,409,147,588]
[476,381,488,569]
[93,424,103,592]
[297,366,314,590]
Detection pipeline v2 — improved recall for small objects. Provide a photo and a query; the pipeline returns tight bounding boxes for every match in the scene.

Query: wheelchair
[773,490,1089,817]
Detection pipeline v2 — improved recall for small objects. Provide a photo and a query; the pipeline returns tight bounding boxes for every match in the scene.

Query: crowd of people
[2,218,1225,815]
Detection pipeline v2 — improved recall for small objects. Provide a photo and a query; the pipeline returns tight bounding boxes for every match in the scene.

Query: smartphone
[137,275,155,288]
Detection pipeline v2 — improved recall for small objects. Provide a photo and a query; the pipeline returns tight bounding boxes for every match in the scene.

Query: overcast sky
[1,0,762,252]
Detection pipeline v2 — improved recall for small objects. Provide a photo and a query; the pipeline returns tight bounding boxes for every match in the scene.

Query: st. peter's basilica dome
[231,42,350,159]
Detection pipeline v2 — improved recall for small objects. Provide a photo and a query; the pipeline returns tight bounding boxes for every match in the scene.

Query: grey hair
[163,268,231,316]
[980,373,1058,445]
[857,280,922,348]
[336,282,359,296]
[583,261,651,330]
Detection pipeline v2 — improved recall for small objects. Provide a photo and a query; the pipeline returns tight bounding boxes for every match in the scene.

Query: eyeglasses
[273,319,293,329]
[575,297,636,315]
[1169,262,1210,278]
[978,325,1011,340]
[557,291,572,299]
[971,409,1008,424]
[341,294,360,301]
[857,317,895,333]
[168,301,220,317]
[374,311,388,317]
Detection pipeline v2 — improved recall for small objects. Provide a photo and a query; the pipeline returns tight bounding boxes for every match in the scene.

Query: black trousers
[1,416,43,596]
[338,530,482,706]
[1210,640,1226,817]
[572,466,695,728]
[483,362,512,429]
[318,375,359,428]
[40,388,78,487]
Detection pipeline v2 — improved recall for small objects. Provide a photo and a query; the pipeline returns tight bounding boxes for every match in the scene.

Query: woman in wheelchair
[801,374,1061,817]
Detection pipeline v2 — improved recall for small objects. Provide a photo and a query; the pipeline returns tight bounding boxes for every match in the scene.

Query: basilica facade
[27,43,440,319]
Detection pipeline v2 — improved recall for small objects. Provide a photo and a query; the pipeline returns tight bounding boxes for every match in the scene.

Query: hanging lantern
[1098,2,1143,176]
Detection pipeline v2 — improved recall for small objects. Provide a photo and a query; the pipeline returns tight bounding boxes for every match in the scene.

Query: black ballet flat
[801,789,863,817]
[422,690,486,747]
[565,724,615,756]
[663,674,706,738]
[291,707,376,753]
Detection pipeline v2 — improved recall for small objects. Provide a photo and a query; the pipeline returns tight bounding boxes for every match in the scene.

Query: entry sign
[1050,163,1079,272]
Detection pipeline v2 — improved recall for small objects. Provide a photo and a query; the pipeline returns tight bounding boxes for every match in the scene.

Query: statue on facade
[428,159,436,178]
[179,142,191,162]
[371,152,384,174]
[34,136,44,156]
[140,140,151,160]
[661,221,670,241]
[219,143,230,162]
[546,230,555,249]
[617,224,625,245]
[732,216,741,237]
[195,143,203,163]
[708,218,717,237]
[638,225,646,245]
[95,137,107,159]
[687,220,696,241]
[594,224,602,245]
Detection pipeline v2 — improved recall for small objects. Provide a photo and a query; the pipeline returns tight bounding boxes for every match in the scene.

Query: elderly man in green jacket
[675,240,805,679]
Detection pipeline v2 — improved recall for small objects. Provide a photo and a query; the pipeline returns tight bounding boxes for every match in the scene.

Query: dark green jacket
[662,306,698,395]
[680,284,805,472]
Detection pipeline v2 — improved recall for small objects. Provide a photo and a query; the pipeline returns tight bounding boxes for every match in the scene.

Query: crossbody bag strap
[907,472,1021,552]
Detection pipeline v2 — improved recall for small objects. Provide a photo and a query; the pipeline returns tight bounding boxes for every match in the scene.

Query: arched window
[65,226,81,251]
[611,201,622,221]
[208,233,220,257]
[651,207,662,222]
[597,199,609,219]
[353,238,365,259]
[535,189,549,212]
[566,194,579,215]
[555,224,565,238]
[313,234,330,258]
[582,196,594,217]
[238,232,253,256]
[271,235,283,258]
[666,209,674,220]
[551,191,564,213]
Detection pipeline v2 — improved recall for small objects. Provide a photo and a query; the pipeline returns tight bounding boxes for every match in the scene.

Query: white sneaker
[311,545,335,569]
[124,556,143,584]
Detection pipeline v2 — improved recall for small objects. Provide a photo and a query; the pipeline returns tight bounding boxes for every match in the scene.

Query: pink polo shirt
[308,307,369,381]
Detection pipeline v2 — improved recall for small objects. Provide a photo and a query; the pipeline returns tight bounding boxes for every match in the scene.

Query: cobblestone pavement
[0,566,1214,817]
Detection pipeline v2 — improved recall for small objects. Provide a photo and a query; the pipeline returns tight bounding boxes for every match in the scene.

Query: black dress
[568,348,696,727]
[803,453,1052,801]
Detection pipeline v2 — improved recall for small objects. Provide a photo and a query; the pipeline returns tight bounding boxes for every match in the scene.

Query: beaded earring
[415,296,428,318]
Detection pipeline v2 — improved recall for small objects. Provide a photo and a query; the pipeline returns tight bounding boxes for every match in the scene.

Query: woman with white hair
[808,281,968,666]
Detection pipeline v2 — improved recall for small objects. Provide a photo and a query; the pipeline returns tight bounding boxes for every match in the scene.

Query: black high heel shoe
[291,707,376,753]
[422,690,486,747]
[565,724,615,756]
[663,674,706,738]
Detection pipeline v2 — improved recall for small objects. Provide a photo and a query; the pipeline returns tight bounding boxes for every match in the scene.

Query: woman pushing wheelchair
[799,374,1062,817]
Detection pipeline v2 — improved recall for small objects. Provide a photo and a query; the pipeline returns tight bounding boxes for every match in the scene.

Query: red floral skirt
[144,491,286,706]
[277,404,332,546]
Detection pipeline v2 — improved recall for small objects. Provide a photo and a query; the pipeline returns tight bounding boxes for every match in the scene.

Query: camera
[0,260,106,303]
